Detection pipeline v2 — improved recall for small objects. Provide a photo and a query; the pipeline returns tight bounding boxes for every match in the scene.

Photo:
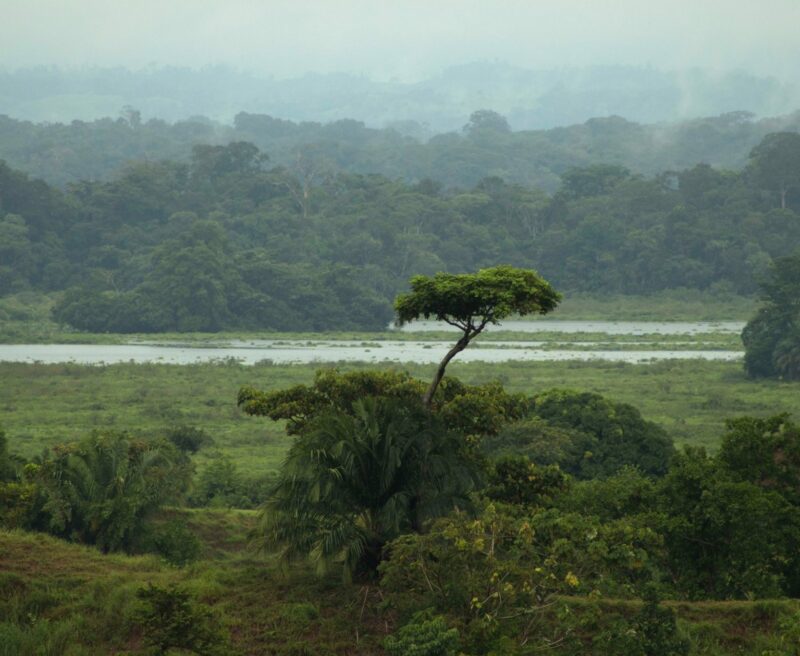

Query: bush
[132,584,231,656]
[140,520,202,567]
[530,389,675,478]
[593,590,689,656]
[485,456,569,506]
[165,425,213,454]
[384,611,459,656]
[30,432,192,551]
[190,452,275,509]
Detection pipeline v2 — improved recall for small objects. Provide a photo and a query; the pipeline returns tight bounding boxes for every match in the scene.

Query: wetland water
[0,321,744,365]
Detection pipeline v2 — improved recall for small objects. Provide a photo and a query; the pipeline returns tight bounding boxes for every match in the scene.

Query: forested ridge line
[1,106,799,189]
[1,131,799,332]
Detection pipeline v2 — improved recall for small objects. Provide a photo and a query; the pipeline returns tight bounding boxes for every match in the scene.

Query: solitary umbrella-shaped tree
[394,265,561,407]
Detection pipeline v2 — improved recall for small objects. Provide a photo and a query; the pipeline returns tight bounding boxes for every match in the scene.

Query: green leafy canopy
[394,265,560,331]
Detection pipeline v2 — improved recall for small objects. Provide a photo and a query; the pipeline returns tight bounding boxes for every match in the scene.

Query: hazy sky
[3,0,800,81]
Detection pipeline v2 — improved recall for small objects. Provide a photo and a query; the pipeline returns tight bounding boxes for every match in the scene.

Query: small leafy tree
[132,584,230,655]
[394,266,560,406]
[529,389,675,477]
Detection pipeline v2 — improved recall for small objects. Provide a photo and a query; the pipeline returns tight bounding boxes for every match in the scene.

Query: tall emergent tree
[742,251,800,379]
[394,265,560,406]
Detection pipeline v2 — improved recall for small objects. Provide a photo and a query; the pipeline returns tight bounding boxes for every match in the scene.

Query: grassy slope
[1,525,796,655]
[1,359,797,475]
[0,524,387,655]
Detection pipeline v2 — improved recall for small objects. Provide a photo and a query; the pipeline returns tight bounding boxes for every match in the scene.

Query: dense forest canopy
[1,107,800,189]
[1,130,799,332]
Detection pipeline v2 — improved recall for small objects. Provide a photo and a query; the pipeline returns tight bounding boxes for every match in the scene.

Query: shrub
[165,425,213,454]
[132,584,230,656]
[141,520,202,567]
[384,611,459,656]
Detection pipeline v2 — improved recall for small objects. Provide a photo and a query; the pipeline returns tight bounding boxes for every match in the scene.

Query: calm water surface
[0,340,742,364]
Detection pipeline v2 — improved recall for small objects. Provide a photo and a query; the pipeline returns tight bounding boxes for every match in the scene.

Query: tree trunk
[781,186,787,209]
[422,333,470,408]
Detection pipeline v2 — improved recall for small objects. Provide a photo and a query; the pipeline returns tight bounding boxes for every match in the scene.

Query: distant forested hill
[2,135,799,332]
[1,63,798,130]
[1,108,799,190]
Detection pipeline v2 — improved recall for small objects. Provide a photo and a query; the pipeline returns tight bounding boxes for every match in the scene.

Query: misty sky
[3,0,800,81]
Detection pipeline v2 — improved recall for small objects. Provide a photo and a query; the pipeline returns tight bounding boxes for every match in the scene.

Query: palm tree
[258,396,481,579]
[35,432,190,551]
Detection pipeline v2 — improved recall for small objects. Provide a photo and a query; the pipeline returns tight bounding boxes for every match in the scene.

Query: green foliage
[485,456,569,506]
[0,618,82,656]
[140,520,202,567]
[258,396,481,578]
[748,131,800,209]
[30,432,192,551]
[560,164,631,200]
[239,369,426,434]
[717,414,800,503]
[381,502,662,651]
[394,265,560,328]
[165,425,213,454]
[557,467,657,522]
[395,265,559,404]
[0,481,39,529]
[239,368,528,438]
[0,428,17,482]
[3,129,800,335]
[485,415,596,473]
[190,452,274,509]
[132,584,231,656]
[380,504,561,637]
[592,591,689,656]
[526,509,664,597]
[742,251,800,379]
[384,611,459,656]
[530,389,675,477]
[657,447,800,599]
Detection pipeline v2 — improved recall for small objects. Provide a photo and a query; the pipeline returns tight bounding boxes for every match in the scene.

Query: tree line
[2,131,799,333]
[1,107,799,190]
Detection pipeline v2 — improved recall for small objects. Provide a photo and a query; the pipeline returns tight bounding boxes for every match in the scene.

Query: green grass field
[1,359,796,475]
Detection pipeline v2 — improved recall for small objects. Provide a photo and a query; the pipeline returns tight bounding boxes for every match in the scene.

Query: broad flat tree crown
[394,265,560,406]
[395,265,560,329]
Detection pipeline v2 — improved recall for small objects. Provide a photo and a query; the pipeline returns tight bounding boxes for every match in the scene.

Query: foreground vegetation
[2,363,800,654]
[4,525,800,655]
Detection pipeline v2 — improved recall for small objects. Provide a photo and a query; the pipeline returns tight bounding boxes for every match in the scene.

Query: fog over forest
[3,63,800,131]
[2,0,800,129]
